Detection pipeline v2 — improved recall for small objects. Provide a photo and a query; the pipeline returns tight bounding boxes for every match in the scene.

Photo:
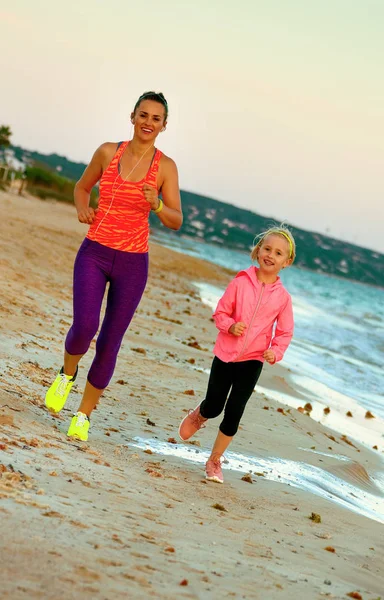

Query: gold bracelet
[153,199,163,214]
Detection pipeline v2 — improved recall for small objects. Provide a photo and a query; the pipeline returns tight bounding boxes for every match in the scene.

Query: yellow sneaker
[45,367,78,414]
[67,412,90,441]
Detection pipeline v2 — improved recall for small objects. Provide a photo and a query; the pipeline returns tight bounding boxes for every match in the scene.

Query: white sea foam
[127,437,384,524]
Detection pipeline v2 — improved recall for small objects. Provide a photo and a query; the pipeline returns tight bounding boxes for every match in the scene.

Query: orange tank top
[87,141,162,252]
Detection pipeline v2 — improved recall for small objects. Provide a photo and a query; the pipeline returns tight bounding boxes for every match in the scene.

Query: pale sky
[1,0,383,252]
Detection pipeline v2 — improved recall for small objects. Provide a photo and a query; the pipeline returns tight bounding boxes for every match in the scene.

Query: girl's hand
[263,349,276,364]
[142,184,160,211]
[77,207,98,224]
[229,322,247,336]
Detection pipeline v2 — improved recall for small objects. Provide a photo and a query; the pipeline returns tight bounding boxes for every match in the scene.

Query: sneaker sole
[45,403,63,414]
[206,475,224,484]
[45,394,69,414]
[178,419,190,441]
[178,404,202,441]
[67,433,88,442]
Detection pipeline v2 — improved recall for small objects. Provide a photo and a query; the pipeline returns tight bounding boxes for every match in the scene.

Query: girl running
[178,225,295,483]
[45,91,182,441]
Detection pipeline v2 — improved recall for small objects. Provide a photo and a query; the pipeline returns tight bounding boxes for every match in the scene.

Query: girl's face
[132,100,166,142]
[257,234,292,274]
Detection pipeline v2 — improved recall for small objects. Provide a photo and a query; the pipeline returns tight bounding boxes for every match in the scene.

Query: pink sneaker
[205,454,224,484]
[178,405,207,441]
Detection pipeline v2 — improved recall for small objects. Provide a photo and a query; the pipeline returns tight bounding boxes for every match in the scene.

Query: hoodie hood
[235,266,283,291]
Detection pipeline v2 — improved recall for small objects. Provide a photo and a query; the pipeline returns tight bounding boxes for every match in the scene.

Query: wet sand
[0,190,383,600]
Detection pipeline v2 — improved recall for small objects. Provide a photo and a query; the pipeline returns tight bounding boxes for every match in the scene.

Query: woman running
[45,91,182,441]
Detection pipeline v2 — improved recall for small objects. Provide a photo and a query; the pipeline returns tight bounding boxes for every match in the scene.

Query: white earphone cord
[93,143,154,238]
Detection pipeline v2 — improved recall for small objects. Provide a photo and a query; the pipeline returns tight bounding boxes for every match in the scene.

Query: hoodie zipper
[236,283,265,361]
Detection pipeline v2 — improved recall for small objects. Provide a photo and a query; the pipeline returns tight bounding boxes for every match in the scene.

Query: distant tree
[0,125,12,162]
[0,125,12,148]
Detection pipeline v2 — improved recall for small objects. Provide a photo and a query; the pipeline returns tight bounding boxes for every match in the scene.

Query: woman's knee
[65,320,99,355]
[88,348,118,389]
[95,335,122,361]
[87,369,113,391]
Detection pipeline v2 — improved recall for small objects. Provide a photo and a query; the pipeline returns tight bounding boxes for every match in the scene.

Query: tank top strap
[110,140,128,168]
[145,148,162,186]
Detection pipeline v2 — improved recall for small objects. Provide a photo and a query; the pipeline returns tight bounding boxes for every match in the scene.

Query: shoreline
[151,230,384,291]
[1,190,383,599]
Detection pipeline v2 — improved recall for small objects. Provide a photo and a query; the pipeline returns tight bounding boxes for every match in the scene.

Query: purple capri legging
[65,238,148,389]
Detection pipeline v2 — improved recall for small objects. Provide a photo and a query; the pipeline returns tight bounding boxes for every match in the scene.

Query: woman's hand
[77,207,98,224]
[142,184,160,211]
[229,322,247,336]
[263,349,276,364]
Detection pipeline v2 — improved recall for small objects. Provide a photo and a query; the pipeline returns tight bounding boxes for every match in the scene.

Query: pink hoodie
[213,266,294,364]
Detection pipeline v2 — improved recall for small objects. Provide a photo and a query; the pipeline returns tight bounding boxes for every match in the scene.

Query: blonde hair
[251,224,296,264]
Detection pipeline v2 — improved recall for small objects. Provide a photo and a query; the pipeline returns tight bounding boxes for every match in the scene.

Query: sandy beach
[0,189,383,600]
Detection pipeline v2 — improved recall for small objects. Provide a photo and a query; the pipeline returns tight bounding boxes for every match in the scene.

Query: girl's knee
[219,421,239,437]
[201,409,222,420]
[200,402,223,420]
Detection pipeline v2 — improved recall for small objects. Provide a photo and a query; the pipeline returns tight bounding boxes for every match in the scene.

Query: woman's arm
[74,143,113,224]
[143,155,183,230]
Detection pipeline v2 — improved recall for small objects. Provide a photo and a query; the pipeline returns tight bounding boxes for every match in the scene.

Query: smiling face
[257,234,292,276]
[131,99,167,142]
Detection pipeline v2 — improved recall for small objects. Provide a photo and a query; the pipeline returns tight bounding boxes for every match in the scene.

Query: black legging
[199,356,263,437]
